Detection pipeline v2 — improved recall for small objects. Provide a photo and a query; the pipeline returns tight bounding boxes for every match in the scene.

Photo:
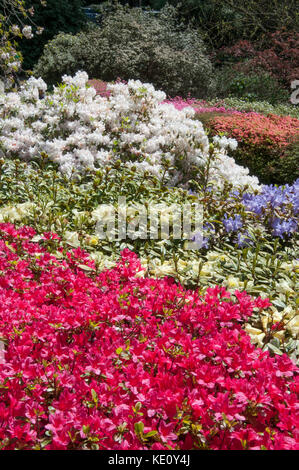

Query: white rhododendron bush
[0,71,259,189]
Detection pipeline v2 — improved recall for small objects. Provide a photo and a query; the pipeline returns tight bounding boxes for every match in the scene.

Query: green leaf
[78,264,95,272]
[272,299,286,310]
[266,343,283,356]
[134,421,144,435]
[91,389,98,402]
[144,430,158,438]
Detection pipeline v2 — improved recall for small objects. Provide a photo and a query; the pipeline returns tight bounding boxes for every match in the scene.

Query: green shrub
[208,97,299,119]
[213,67,288,104]
[280,138,299,182]
[230,145,299,185]
[19,0,86,71]
[32,32,98,86]
[34,4,215,98]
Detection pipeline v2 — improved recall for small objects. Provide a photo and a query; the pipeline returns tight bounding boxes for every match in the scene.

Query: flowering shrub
[0,4,298,453]
[242,180,299,238]
[0,223,298,450]
[1,158,297,256]
[165,95,299,120]
[195,178,299,245]
[0,71,260,190]
[205,113,299,184]
[217,31,299,88]
[165,95,299,184]
[0,158,298,362]
[165,96,244,115]
[210,113,299,149]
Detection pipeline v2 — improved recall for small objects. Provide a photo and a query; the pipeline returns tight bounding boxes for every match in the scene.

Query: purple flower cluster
[242,179,299,238]
[190,180,298,250]
[222,214,243,233]
[271,218,298,238]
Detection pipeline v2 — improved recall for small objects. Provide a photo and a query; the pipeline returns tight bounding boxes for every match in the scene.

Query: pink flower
[0,224,297,450]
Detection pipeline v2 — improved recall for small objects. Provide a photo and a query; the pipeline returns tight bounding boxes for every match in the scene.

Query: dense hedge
[33,5,214,97]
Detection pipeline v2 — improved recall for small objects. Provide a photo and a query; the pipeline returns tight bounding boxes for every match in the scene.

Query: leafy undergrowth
[0,224,298,450]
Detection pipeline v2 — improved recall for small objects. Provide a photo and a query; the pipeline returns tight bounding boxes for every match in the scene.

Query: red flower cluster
[87,79,110,97]
[209,113,299,149]
[0,224,298,450]
[219,31,299,86]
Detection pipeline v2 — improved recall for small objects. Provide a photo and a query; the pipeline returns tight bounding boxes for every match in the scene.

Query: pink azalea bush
[164,96,245,115]
[0,224,298,450]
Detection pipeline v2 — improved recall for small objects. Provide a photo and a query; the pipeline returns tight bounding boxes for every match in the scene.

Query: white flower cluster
[0,202,35,223]
[209,136,260,190]
[0,50,21,74]
[0,71,260,189]
[212,135,238,151]
[209,149,260,189]
[21,25,33,39]
[11,25,20,35]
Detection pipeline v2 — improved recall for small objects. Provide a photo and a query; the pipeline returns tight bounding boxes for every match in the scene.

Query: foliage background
[18,0,86,69]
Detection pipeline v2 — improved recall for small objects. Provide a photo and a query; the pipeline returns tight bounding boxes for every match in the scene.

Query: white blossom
[0,71,260,191]
[22,26,33,39]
